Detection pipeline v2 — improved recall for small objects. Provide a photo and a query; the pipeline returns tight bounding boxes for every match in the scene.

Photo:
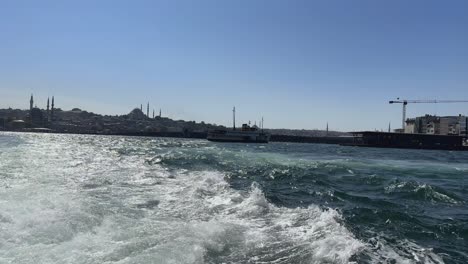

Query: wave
[385,180,463,204]
[362,235,445,264]
[0,134,461,263]
[149,170,365,263]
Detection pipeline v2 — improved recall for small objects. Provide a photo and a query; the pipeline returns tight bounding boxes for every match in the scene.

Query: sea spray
[0,132,466,263]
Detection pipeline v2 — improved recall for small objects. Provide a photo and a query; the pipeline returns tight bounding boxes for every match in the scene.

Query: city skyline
[6,93,468,133]
[1,0,467,131]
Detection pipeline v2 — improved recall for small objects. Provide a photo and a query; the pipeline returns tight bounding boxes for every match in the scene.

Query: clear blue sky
[1,0,467,131]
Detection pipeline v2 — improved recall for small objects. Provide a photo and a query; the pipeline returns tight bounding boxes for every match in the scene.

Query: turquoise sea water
[0,132,466,263]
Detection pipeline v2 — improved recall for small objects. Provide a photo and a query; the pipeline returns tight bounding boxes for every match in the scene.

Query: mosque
[28,94,55,127]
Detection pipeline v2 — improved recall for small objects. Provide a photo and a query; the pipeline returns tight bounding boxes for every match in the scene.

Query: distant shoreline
[0,129,353,145]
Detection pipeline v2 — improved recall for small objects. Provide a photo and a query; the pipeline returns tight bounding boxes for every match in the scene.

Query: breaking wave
[0,133,465,263]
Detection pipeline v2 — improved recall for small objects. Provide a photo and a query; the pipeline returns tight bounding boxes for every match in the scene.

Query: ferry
[207,107,270,143]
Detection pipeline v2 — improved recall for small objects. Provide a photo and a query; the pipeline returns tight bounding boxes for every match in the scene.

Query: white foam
[364,236,445,264]
[0,134,448,263]
[144,170,366,263]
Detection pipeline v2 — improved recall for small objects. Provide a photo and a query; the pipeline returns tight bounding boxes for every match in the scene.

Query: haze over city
[1,0,467,131]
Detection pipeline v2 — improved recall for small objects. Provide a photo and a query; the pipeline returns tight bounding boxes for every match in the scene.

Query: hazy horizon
[1,0,467,131]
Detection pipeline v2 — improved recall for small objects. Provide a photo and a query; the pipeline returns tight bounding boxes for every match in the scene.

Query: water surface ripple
[0,132,467,263]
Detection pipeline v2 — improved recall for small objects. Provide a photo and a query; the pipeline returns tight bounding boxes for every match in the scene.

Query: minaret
[140,104,142,112]
[159,109,161,117]
[152,109,155,119]
[46,97,50,122]
[147,102,149,117]
[388,122,391,133]
[51,96,55,121]
[326,122,329,137]
[233,106,236,130]
[30,94,34,112]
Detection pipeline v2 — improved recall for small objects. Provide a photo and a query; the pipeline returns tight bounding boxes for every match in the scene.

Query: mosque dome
[127,108,146,120]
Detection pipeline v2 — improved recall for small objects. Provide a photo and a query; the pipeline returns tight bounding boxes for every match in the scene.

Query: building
[439,116,460,135]
[404,120,416,133]
[460,116,468,136]
[11,120,26,130]
[23,94,55,128]
[127,108,147,120]
[405,115,467,135]
[426,121,437,134]
[29,107,45,127]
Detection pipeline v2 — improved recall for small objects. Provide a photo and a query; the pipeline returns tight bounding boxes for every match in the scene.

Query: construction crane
[389,99,468,131]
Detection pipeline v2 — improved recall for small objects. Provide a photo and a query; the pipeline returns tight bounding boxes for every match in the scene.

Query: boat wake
[0,134,456,263]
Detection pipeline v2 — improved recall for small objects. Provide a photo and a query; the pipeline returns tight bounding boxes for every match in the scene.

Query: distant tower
[140,104,143,112]
[152,109,155,119]
[51,96,55,121]
[326,122,329,137]
[233,106,236,130]
[159,108,161,117]
[388,122,391,133]
[30,94,34,112]
[147,102,149,117]
[46,97,50,122]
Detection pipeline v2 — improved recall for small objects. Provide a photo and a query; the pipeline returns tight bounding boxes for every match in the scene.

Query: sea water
[0,132,466,263]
